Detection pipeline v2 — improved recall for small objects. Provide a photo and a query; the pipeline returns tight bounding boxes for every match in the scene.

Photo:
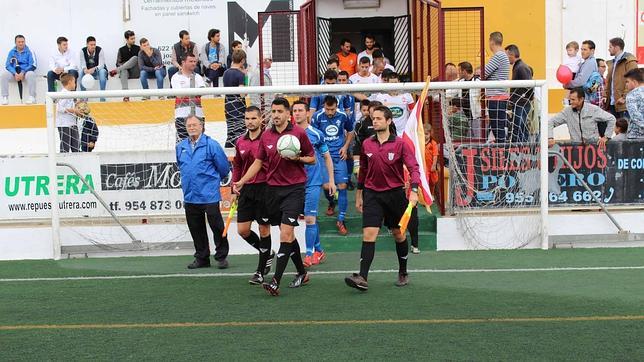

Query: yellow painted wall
[442,0,546,79]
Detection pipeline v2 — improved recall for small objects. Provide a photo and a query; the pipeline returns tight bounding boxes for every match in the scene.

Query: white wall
[546,0,637,89]
[315,0,408,18]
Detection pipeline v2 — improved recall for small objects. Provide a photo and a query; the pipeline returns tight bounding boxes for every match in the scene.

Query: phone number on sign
[108,200,184,212]
[549,189,614,204]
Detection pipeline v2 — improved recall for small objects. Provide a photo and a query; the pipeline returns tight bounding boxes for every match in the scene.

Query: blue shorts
[304,185,322,216]
[322,156,349,185]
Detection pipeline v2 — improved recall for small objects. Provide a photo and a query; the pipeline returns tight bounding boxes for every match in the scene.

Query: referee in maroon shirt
[231,106,274,285]
[345,105,421,291]
[233,97,316,296]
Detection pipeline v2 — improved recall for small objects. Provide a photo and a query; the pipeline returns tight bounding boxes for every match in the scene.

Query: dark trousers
[204,67,225,87]
[488,100,508,143]
[184,202,229,262]
[58,126,80,153]
[509,101,531,143]
[47,70,79,92]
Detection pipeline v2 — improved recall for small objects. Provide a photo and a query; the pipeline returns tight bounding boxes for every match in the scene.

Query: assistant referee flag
[401,78,433,211]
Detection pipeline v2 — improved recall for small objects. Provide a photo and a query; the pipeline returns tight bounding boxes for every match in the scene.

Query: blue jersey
[305,126,329,187]
[310,94,354,118]
[311,110,353,158]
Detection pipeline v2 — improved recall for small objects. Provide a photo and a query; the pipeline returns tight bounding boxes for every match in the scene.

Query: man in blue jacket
[1,35,37,105]
[176,115,231,269]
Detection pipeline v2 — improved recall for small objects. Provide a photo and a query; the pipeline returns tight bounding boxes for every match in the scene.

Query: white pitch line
[1,265,643,283]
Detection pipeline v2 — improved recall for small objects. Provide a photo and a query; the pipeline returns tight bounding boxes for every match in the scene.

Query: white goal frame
[46,80,549,259]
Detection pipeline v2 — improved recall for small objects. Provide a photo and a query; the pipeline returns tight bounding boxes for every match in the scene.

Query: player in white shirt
[356,34,376,70]
[368,72,414,136]
[170,53,206,142]
[350,56,380,122]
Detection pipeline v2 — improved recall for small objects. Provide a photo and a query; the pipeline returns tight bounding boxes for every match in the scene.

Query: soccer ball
[81,74,96,90]
[277,134,301,158]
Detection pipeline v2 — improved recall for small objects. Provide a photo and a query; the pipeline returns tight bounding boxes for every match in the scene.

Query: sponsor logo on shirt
[325,124,340,137]
[390,106,404,119]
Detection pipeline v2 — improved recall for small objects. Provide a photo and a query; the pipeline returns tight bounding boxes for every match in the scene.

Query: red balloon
[556,65,573,84]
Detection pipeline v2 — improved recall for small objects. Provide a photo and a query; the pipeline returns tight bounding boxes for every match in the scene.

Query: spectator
[248,54,273,109]
[548,88,615,147]
[79,36,107,93]
[624,68,644,139]
[226,40,243,69]
[505,44,533,142]
[563,41,582,76]
[483,31,510,143]
[222,49,247,148]
[1,34,36,105]
[138,38,166,97]
[56,73,82,152]
[336,38,357,76]
[168,30,200,84]
[76,101,99,152]
[604,37,638,119]
[47,36,78,93]
[356,34,376,69]
[372,49,395,72]
[170,53,206,142]
[474,66,482,78]
[445,62,458,81]
[564,40,598,92]
[455,61,482,137]
[200,29,226,87]
[611,118,628,141]
[448,98,469,141]
[109,30,140,101]
[593,58,607,107]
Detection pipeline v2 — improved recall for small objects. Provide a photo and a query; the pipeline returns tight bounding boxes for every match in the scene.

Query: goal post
[45,79,549,259]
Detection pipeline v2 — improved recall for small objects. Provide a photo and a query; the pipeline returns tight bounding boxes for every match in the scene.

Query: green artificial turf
[1,248,643,360]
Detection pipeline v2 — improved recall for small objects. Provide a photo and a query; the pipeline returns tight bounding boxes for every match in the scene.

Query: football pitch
[1,248,643,360]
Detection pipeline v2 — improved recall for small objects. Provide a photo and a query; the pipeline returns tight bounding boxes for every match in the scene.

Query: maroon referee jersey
[257,122,315,186]
[358,134,421,191]
[232,131,267,184]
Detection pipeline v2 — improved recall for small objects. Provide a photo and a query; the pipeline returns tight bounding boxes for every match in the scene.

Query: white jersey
[349,72,380,85]
[357,50,373,64]
[370,93,415,136]
[56,88,77,127]
[171,72,206,118]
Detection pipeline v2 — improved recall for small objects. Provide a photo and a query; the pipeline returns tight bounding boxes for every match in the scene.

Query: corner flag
[401,77,433,211]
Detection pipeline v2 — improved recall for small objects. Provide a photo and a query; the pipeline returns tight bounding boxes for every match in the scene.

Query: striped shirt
[484,50,510,98]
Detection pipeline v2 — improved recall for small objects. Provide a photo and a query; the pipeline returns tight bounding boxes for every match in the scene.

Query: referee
[176,116,231,269]
[234,97,316,296]
[231,106,274,285]
[345,106,421,291]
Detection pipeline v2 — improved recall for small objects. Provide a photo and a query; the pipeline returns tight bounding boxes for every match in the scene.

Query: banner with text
[451,141,644,208]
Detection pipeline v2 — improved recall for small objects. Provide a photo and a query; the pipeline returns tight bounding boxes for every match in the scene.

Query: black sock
[289,240,306,275]
[256,235,272,275]
[359,242,376,279]
[273,242,293,284]
[242,230,260,250]
[396,238,409,274]
[408,207,419,248]
[325,191,335,206]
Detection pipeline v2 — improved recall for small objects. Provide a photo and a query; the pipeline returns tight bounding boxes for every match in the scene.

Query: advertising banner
[451,142,644,209]
[1,151,233,220]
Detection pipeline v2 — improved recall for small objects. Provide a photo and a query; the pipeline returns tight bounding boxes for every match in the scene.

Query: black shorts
[265,183,305,227]
[237,183,270,225]
[362,187,408,229]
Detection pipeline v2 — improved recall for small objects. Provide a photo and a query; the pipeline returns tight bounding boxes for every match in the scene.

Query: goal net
[44,80,547,258]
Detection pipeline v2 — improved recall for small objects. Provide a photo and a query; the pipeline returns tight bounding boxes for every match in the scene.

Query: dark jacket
[138,48,164,72]
[509,58,533,104]
[81,116,99,152]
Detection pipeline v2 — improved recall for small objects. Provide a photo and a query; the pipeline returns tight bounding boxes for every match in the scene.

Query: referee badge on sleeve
[388,153,395,161]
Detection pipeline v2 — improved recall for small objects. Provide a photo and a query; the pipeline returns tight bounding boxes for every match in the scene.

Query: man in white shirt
[350,56,380,121]
[356,34,376,70]
[47,36,78,92]
[56,73,82,152]
[369,72,414,136]
[171,53,206,142]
